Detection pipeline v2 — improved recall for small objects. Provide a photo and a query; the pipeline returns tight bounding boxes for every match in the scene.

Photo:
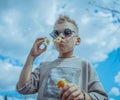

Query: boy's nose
[59,33,65,39]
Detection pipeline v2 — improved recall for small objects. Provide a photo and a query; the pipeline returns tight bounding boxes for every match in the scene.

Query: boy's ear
[75,37,81,45]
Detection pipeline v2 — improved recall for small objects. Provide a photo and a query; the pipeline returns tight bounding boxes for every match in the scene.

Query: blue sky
[0,0,120,100]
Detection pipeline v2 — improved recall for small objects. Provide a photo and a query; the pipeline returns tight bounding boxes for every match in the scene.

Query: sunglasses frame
[50,28,76,39]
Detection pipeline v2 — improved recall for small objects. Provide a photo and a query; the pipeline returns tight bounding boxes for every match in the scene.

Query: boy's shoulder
[75,57,90,64]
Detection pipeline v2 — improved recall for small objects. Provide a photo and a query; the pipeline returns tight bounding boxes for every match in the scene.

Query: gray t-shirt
[16,57,108,100]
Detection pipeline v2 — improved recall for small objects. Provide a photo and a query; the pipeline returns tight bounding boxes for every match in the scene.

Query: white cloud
[94,10,112,18]
[0,96,4,100]
[81,15,90,25]
[8,96,36,100]
[109,87,120,96]
[109,98,115,100]
[89,52,108,62]
[85,37,97,45]
[0,95,37,100]
[45,1,57,25]
[2,9,21,26]
[101,0,112,4]
[0,60,22,91]
[115,72,120,86]
[0,9,30,63]
[0,0,59,64]
[77,11,120,62]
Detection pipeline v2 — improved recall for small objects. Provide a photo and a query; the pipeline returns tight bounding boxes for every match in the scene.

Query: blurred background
[0,0,120,100]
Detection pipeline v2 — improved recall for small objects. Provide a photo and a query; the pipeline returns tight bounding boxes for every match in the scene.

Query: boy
[16,15,108,100]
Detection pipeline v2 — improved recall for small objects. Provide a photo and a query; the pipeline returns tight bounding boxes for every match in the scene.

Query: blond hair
[54,15,79,35]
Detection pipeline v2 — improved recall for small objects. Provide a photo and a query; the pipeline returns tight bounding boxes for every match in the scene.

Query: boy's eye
[64,29,72,37]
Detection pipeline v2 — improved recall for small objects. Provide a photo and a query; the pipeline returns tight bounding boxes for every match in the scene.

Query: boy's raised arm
[17,37,47,89]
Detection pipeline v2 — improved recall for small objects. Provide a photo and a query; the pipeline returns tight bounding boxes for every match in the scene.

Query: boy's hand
[30,37,47,58]
[60,83,84,100]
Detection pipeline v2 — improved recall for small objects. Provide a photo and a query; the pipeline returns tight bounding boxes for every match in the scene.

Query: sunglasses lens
[64,29,72,37]
[50,30,59,38]
[54,30,59,37]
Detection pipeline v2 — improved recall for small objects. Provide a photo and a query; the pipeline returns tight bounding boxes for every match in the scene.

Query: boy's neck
[58,51,75,58]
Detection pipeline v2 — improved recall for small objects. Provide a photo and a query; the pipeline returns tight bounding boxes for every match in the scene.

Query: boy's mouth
[59,43,66,48]
[59,42,66,45]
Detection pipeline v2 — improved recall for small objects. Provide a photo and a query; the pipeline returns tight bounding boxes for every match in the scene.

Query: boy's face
[53,22,80,54]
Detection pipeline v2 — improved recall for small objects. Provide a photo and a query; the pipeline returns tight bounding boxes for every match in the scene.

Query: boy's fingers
[61,86,79,100]
[73,93,84,100]
[60,83,80,100]
[35,37,45,43]
[60,83,74,97]
[67,90,82,100]
[35,39,44,47]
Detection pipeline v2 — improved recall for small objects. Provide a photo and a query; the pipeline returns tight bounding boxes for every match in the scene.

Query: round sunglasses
[50,28,76,39]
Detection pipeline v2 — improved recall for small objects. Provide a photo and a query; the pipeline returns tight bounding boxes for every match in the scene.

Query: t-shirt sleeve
[16,66,41,95]
[87,63,108,100]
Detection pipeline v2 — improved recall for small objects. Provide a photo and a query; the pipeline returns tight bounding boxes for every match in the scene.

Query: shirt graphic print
[43,67,81,98]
